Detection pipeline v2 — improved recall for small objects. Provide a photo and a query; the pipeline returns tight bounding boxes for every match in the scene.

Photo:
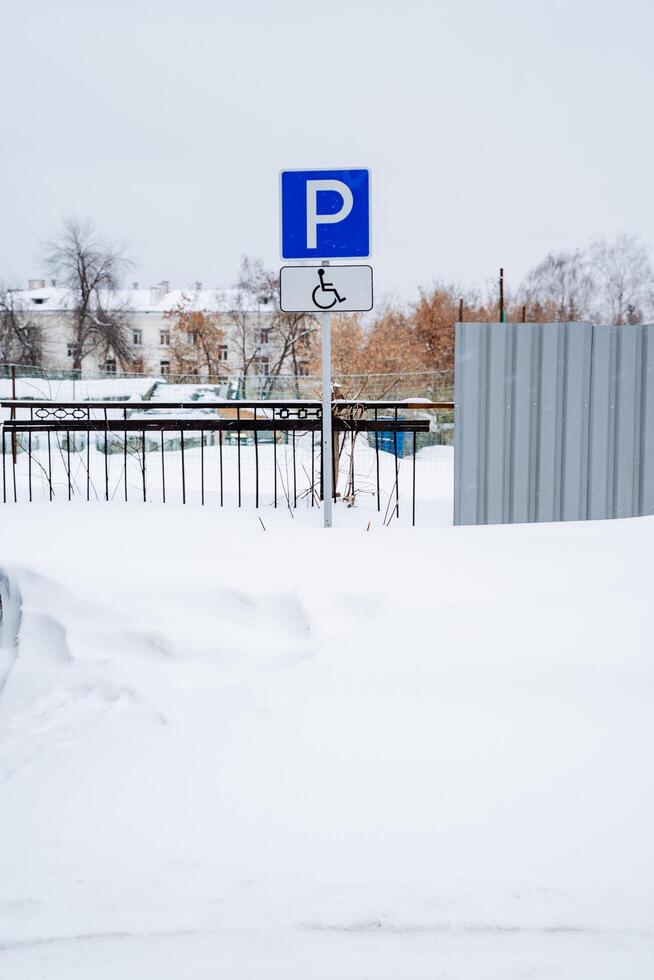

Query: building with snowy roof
[8,279,298,383]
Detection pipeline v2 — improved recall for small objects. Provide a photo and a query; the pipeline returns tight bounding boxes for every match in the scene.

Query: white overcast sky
[1,0,652,300]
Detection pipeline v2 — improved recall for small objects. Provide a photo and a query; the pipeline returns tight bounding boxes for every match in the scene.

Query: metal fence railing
[0,398,454,525]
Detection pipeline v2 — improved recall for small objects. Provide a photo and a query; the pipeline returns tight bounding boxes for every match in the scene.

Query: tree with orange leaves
[164,297,226,377]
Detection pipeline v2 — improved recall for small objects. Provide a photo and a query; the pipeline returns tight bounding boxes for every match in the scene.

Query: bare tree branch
[44,217,133,370]
[0,285,43,366]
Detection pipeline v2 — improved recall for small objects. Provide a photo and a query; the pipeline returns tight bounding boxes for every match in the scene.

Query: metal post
[10,365,17,464]
[499,267,505,322]
[321,307,333,528]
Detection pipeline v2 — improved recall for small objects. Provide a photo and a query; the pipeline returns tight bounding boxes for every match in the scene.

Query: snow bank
[0,504,652,978]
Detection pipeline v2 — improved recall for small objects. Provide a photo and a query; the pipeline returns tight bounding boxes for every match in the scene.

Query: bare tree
[0,285,43,366]
[264,309,315,395]
[44,218,133,370]
[521,249,594,322]
[589,233,653,324]
[228,255,316,394]
[223,257,272,388]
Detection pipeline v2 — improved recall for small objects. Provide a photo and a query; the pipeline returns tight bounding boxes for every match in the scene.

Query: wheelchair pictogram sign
[312,269,347,310]
[279,265,373,314]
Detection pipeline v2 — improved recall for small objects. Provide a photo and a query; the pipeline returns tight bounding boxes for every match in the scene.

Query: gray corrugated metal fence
[454,322,654,525]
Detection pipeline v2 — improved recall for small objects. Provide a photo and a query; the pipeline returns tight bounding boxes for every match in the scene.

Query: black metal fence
[0,399,453,524]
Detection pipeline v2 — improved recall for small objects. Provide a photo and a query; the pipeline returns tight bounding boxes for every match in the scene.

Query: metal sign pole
[321,305,333,528]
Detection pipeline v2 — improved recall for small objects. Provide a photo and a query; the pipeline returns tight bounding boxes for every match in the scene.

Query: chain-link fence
[0,363,454,404]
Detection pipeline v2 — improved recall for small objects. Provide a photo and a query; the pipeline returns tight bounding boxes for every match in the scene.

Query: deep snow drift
[0,488,653,978]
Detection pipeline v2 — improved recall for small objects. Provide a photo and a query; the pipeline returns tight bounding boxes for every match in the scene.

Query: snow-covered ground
[0,455,653,978]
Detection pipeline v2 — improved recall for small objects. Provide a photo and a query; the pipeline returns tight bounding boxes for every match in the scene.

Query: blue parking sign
[280,168,370,259]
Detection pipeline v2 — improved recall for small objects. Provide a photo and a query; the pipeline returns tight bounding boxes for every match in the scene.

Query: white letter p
[306,179,353,250]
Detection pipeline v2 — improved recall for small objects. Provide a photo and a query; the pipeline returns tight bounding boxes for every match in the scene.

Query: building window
[104,359,117,375]
[160,360,170,376]
[67,343,75,358]
[298,360,310,377]
[218,345,228,361]
[259,328,270,345]
[31,297,46,305]
[133,329,142,346]
[254,355,269,376]
[187,333,196,346]
[160,330,170,346]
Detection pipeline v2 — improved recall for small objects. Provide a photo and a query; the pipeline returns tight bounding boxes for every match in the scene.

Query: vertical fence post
[273,425,277,508]
[254,410,259,509]
[180,429,185,504]
[141,429,146,502]
[103,409,109,501]
[201,428,205,506]
[86,411,90,501]
[237,407,242,508]
[2,428,6,503]
[47,430,53,501]
[66,429,71,501]
[412,430,417,526]
[123,408,128,502]
[394,407,399,518]
[28,407,33,503]
[10,365,17,465]
[219,430,224,507]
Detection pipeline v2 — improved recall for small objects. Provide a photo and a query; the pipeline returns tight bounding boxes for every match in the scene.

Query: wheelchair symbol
[312,268,346,310]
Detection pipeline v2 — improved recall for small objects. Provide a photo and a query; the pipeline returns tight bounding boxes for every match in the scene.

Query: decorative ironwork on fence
[0,399,453,525]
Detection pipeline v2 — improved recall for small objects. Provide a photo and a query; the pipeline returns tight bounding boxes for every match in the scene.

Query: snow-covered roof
[9,285,275,315]
[148,382,232,402]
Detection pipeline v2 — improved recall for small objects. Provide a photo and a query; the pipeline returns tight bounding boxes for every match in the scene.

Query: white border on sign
[279,264,374,313]
[278,167,373,262]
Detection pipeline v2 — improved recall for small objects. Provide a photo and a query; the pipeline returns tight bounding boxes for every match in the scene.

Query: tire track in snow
[0,920,651,955]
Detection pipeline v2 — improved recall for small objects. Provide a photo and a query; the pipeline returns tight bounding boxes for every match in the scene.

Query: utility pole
[499,268,505,323]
